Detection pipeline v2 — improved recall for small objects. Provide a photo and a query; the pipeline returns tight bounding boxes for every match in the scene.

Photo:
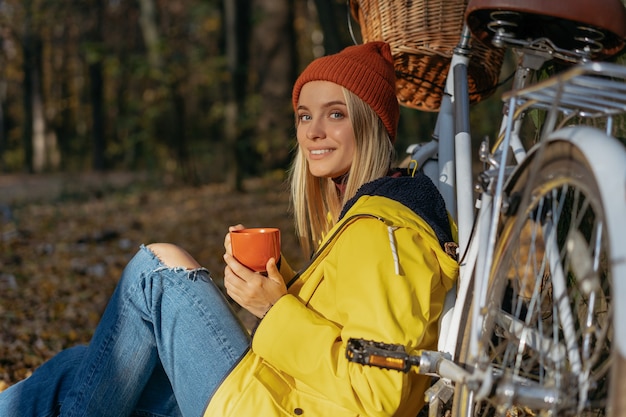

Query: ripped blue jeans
[0,245,251,417]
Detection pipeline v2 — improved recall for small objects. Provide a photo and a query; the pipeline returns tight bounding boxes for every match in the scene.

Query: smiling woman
[0,42,458,417]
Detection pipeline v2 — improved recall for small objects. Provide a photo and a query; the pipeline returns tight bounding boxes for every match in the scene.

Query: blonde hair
[289,87,396,256]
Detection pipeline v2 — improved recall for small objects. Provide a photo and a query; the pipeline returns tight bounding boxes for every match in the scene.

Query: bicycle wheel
[452,133,625,417]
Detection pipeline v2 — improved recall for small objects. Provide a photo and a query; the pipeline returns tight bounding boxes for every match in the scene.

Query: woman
[0,41,458,417]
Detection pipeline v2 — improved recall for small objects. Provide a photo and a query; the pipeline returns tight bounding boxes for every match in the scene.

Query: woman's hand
[223,254,287,318]
[224,224,245,256]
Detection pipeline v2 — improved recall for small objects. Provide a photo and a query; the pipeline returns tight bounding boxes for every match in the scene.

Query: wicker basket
[350,0,505,112]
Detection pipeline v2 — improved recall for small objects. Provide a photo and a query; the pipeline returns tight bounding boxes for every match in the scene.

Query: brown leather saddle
[466,0,626,60]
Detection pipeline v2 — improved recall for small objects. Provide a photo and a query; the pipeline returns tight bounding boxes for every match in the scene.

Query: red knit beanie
[292,42,399,142]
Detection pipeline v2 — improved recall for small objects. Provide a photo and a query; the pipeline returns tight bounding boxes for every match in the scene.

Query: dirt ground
[0,172,304,390]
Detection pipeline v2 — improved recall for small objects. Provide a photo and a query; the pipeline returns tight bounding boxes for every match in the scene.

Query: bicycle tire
[451,128,626,417]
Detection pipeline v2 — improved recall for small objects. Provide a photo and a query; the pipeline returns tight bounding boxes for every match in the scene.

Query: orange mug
[230,228,281,272]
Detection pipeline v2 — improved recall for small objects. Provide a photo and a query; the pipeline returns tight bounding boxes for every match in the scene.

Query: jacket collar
[338,172,453,249]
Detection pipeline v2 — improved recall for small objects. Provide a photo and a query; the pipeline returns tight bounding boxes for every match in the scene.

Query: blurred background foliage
[0,0,501,189]
[0,0,624,188]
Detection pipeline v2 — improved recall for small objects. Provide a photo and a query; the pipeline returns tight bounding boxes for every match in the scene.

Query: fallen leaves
[0,175,303,390]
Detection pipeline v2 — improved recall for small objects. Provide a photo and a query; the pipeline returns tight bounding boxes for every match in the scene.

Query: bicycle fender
[546,126,626,357]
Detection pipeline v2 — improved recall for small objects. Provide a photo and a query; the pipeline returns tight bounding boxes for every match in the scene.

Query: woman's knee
[146,243,201,270]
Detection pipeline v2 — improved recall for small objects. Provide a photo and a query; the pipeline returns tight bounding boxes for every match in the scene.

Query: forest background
[0,0,513,184]
[1,0,626,390]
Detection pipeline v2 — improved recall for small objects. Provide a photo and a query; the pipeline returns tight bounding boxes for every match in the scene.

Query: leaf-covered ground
[0,173,304,391]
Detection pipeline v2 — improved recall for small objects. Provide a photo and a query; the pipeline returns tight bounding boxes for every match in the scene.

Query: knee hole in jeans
[146,243,202,270]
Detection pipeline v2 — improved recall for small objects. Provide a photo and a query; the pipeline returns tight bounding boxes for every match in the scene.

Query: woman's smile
[309,148,334,157]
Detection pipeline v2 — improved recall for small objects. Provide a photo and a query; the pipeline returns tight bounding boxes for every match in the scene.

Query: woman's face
[296,81,355,179]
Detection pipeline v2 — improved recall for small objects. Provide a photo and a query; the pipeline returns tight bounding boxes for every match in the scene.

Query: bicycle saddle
[466,0,626,60]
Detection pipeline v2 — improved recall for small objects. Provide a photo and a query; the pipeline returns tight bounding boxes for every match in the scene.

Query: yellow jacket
[205,175,459,417]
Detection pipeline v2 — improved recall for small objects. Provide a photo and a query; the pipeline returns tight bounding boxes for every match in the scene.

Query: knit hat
[292,41,399,142]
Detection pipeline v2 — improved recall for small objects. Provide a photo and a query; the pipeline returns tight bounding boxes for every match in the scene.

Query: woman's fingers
[224,224,245,254]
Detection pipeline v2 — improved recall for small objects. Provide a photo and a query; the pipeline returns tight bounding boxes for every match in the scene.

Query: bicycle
[346,0,626,416]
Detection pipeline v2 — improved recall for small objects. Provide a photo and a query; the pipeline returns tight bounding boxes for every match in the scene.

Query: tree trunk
[90,0,106,171]
[171,80,197,184]
[23,0,59,173]
[31,66,46,173]
[248,0,297,171]
[90,61,105,171]
[22,30,47,173]
[137,0,163,72]
[312,0,350,54]
[223,0,250,191]
[0,81,6,172]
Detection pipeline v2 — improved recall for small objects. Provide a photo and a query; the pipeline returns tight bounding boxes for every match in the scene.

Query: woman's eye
[299,114,312,122]
[330,111,344,119]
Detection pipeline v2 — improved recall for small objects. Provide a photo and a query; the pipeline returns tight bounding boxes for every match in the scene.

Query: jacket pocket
[227,362,359,416]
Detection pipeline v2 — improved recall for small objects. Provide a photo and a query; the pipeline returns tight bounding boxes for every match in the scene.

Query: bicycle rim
[454,140,615,417]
